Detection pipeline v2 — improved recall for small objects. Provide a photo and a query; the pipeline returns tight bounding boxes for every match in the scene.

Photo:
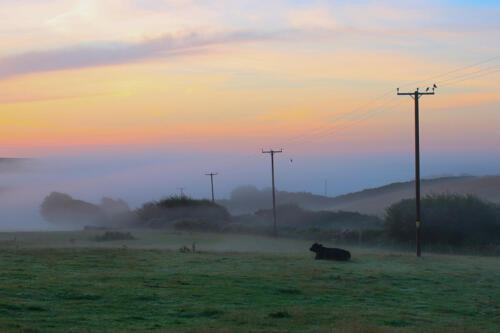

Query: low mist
[1,149,499,231]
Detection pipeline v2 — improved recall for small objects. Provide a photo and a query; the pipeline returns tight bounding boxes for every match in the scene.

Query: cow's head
[310,243,323,253]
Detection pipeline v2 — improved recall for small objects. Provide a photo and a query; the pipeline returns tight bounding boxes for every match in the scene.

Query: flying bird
[433,83,437,89]
[290,158,293,163]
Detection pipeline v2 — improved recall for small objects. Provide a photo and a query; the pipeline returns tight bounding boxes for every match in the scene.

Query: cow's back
[324,247,351,261]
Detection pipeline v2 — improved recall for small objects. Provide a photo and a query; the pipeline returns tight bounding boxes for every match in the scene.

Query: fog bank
[1,149,499,230]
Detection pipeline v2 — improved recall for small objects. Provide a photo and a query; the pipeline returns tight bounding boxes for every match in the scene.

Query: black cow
[310,243,351,261]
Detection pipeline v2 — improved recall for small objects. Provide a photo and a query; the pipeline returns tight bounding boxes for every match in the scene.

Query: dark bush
[173,218,222,232]
[100,197,130,216]
[41,192,136,228]
[212,212,274,235]
[135,196,231,229]
[223,205,383,243]
[95,231,136,242]
[41,192,106,227]
[84,225,108,231]
[385,194,500,247]
[255,203,381,229]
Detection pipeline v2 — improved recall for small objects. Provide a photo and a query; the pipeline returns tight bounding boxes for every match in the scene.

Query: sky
[0,0,499,228]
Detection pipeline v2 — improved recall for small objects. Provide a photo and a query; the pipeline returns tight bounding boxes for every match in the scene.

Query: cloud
[0,30,270,80]
[288,6,338,31]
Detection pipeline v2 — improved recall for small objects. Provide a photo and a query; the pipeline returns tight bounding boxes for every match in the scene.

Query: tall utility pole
[205,172,218,202]
[177,187,185,197]
[324,179,328,197]
[397,85,436,257]
[262,148,283,237]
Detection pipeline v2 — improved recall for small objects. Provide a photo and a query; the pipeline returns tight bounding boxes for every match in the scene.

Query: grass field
[0,231,499,332]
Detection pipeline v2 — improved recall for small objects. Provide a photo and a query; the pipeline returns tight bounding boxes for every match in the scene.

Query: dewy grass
[0,232,498,332]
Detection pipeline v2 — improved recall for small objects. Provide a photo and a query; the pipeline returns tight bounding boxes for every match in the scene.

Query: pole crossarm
[397,86,436,97]
[262,149,283,154]
[397,92,435,95]
[398,91,434,100]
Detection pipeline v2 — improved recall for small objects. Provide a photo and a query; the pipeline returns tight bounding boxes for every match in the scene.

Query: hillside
[0,158,32,173]
[221,175,500,216]
[328,175,500,216]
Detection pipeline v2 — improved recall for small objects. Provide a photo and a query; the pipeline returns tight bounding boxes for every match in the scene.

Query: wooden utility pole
[262,148,283,237]
[397,85,436,257]
[205,172,218,202]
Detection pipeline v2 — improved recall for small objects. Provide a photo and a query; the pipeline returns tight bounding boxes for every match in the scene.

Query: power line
[199,55,499,182]
[281,90,396,145]
[278,56,500,148]
[408,55,500,88]
[438,65,500,85]
[285,98,404,148]
[440,67,500,88]
[284,64,497,164]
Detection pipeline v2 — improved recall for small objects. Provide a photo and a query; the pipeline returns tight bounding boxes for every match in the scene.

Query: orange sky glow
[0,0,499,157]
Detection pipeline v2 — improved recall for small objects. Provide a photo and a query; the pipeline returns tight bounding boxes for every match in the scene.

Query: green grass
[0,231,499,332]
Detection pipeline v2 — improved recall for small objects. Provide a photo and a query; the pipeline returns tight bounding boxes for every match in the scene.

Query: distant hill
[327,175,500,216]
[218,185,334,215]
[0,158,33,194]
[0,158,33,173]
[220,175,500,216]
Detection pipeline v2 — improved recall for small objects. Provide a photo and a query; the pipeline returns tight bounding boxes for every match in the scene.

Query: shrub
[41,192,136,228]
[385,194,500,247]
[95,231,136,242]
[255,203,381,229]
[173,218,222,232]
[135,196,230,228]
[41,192,106,227]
